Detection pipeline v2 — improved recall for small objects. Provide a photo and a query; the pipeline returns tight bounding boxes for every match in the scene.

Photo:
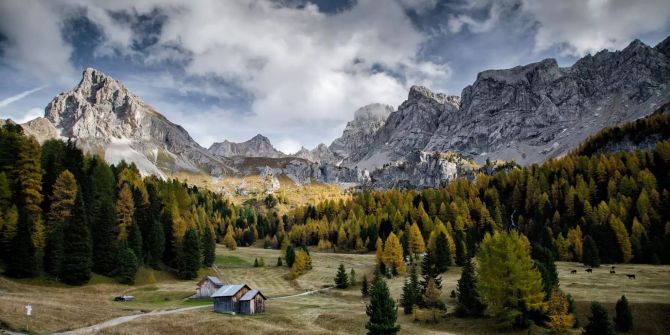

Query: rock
[209,134,286,158]
[329,103,393,163]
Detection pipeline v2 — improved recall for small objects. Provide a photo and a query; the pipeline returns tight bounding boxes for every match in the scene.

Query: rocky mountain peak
[656,35,670,58]
[208,134,285,158]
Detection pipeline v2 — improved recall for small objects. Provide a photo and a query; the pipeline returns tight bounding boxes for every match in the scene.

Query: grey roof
[240,289,261,301]
[207,276,224,286]
[211,284,249,298]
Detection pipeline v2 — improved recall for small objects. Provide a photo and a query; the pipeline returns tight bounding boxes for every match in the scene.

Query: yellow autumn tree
[610,215,633,263]
[383,232,406,274]
[290,250,312,278]
[427,220,456,257]
[116,183,135,241]
[546,288,575,332]
[375,237,384,267]
[555,233,571,261]
[408,222,426,255]
[223,224,237,250]
[567,226,583,261]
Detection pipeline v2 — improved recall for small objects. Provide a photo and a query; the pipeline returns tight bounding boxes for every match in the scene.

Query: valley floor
[1,246,670,334]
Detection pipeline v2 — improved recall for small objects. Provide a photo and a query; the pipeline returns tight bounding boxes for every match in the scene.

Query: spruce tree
[361,275,370,297]
[456,257,485,317]
[6,209,38,278]
[146,218,165,269]
[286,245,296,267]
[335,263,350,288]
[532,245,559,296]
[43,222,64,277]
[177,228,202,279]
[583,302,615,335]
[60,190,92,285]
[366,278,400,335]
[614,295,633,332]
[435,233,451,273]
[350,268,357,287]
[277,257,283,266]
[201,226,215,267]
[420,250,442,294]
[92,198,118,275]
[583,235,601,267]
[116,244,139,284]
[401,264,420,314]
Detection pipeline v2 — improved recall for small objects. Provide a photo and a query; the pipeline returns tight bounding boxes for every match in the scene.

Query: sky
[1,0,669,154]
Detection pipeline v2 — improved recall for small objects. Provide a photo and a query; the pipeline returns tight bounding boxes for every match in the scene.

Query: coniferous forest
[1,117,670,286]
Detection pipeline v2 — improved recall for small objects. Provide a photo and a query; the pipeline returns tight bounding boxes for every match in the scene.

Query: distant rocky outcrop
[209,134,286,158]
[292,143,340,164]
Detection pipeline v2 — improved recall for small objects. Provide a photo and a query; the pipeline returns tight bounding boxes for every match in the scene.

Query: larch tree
[223,224,237,250]
[17,136,44,250]
[476,232,546,328]
[60,189,92,285]
[365,278,400,335]
[609,215,633,263]
[383,232,405,275]
[116,184,135,241]
[408,222,426,256]
[375,237,385,272]
[546,288,574,331]
[44,170,77,277]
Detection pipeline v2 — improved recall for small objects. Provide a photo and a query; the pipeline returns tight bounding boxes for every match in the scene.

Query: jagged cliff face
[329,103,393,162]
[26,68,231,177]
[292,143,340,164]
[426,39,670,164]
[209,134,285,158]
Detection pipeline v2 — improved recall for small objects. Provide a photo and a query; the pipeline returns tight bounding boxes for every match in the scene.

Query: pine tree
[456,257,485,317]
[60,190,92,285]
[6,209,38,278]
[116,244,139,284]
[434,232,451,273]
[614,295,633,332]
[201,226,215,267]
[350,268,357,287]
[532,245,558,296]
[476,232,546,327]
[583,235,601,267]
[361,275,370,297]
[401,263,420,314]
[420,250,442,294]
[177,228,202,279]
[92,198,118,275]
[335,263,350,288]
[583,302,615,335]
[366,278,400,335]
[276,257,283,266]
[286,244,296,267]
[43,222,64,277]
[146,218,165,269]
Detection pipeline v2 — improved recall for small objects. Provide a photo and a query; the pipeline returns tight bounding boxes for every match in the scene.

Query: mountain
[292,143,340,164]
[22,68,232,177]
[424,38,670,164]
[208,134,285,158]
[329,103,394,163]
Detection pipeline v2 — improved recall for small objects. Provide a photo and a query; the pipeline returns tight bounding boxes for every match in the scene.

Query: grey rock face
[329,103,393,162]
[426,39,670,164]
[209,134,286,158]
[32,68,231,177]
[292,143,341,164]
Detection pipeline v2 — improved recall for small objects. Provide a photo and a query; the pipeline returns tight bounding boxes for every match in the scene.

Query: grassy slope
[1,247,669,334]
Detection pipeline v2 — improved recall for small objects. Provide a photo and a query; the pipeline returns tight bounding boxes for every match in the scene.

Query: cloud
[0,86,45,108]
[447,0,520,34]
[15,107,44,123]
[522,0,670,56]
[0,0,76,81]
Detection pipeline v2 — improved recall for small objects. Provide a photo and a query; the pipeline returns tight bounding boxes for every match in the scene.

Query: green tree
[401,264,420,314]
[335,263,350,288]
[361,275,370,297]
[350,268,357,287]
[286,244,296,267]
[116,244,139,284]
[43,222,64,278]
[17,136,44,250]
[92,199,118,275]
[434,232,451,273]
[476,232,546,328]
[532,245,559,297]
[583,235,601,267]
[146,218,165,269]
[177,228,202,279]
[276,257,283,266]
[6,209,38,278]
[44,170,77,277]
[365,278,400,335]
[614,295,633,332]
[583,302,615,335]
[201,225,215,267]
[456,257,485,317]
[420,250,442,294]
[60,190,92,285]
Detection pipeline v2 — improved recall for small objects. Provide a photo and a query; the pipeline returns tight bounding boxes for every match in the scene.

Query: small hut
[196,276,225,298]
[239,289,267,315]
[212,284,251,313]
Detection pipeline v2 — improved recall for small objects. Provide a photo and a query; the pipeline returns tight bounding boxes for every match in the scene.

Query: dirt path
[48,286,333,334]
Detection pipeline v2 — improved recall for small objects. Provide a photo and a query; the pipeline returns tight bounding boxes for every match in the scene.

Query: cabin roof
[240,289,266,301]
[198,276,224,287]
[212,284,250,298]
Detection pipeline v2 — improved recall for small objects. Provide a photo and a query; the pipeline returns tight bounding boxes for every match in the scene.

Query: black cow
[626,274,636,279]
[570,269,577,274]
[610,270,616,274]
[586,268,593,273]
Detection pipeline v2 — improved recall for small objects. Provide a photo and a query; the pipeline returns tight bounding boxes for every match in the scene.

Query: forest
[1,116,670,286]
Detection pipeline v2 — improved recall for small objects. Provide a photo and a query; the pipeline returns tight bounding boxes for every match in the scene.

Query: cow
[610,270,616,274]
[586,268,593,273]
[570,269,577,274]
[611,266,616,270]
[626,274,636,279]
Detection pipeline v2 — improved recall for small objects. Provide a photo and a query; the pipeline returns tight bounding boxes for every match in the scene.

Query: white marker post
[25,304,32,331]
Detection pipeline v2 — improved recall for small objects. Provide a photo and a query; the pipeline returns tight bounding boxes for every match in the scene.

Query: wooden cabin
[196,276,225,298]
[239,289,267,315]
[212,284,251,313]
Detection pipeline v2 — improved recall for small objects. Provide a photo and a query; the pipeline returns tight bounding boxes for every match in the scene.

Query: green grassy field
[1,246,669,334]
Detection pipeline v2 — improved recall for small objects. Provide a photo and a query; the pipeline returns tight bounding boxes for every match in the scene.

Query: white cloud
[522,0,670,56]
[0,86,45,108]
[15,107,45,123]
[276,138,302,155]
[0,1,76,81]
